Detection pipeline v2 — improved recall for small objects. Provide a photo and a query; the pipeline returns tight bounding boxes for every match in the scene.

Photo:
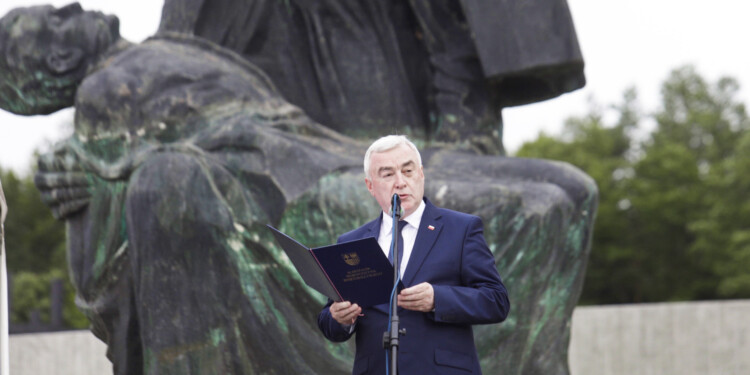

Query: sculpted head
[0,2,121,115]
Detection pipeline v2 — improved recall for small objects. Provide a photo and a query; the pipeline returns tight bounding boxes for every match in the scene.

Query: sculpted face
[365,143,425,219]
[0,3,120,114]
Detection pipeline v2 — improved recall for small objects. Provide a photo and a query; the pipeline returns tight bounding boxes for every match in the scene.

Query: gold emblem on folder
[342,252,360,266]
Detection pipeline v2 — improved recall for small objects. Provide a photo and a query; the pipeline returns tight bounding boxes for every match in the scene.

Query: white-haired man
[318,135,510,374]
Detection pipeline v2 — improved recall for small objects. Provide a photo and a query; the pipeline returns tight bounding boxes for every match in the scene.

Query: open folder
[267,225,401,307]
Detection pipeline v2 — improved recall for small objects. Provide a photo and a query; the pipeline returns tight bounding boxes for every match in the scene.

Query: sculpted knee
[125,152,235,238]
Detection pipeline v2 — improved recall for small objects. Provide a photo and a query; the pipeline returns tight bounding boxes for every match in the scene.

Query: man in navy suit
[318,135,510,374]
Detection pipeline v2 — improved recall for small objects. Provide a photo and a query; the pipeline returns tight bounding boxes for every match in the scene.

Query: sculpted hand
[330,301,362,326]
[397,282,434,312]
[34,141,92,219]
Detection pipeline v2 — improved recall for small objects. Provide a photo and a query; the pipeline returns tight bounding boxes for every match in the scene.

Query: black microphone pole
[383,193,404,375]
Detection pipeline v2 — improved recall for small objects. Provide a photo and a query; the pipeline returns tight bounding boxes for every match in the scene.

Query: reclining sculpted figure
[0,2,596,374]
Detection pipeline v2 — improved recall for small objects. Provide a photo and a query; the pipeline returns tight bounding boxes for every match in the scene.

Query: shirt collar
[381,199,426,231]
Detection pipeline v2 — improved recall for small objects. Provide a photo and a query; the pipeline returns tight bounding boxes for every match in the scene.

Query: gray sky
[1,0,749,174]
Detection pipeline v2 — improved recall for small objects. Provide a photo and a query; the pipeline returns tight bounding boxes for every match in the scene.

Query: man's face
[365,144,425,218]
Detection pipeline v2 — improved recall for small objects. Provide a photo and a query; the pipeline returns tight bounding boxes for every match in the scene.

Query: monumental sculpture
[0,2,597,374]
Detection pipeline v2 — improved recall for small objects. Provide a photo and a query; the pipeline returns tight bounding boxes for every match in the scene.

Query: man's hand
[330,301,361,325]
[398,282,434,312]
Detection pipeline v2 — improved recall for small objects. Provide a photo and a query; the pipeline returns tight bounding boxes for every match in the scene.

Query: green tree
[1,166,88,328]
[658,67,750,298]
[516,66,750,304]
[10,270,88,328]
[623,66,749,301]
[517,89,639,304]
[1,168,66,272]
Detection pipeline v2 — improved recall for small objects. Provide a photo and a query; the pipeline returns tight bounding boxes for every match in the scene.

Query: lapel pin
[427,225,435,231]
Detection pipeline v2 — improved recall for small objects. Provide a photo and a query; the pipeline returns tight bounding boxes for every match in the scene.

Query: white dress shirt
[341,200,427,331]
[377,200,426,277]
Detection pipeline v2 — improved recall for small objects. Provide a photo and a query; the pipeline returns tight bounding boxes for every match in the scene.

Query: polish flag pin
[427,225,435,231]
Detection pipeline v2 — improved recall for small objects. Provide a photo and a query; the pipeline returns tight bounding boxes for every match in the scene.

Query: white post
[0,179,9,375]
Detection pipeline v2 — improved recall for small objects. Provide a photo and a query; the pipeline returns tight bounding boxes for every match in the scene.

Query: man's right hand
[330,301,361,326]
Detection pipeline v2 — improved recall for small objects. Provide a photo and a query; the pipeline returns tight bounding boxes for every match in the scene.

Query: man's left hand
[397,282,434,312]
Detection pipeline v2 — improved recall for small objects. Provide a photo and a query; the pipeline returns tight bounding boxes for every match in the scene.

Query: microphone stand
[383,194,405,375]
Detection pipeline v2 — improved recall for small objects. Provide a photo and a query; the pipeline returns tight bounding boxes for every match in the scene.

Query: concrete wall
[569,299,750,375]
[5,300,750,374]
[8,330,110,375]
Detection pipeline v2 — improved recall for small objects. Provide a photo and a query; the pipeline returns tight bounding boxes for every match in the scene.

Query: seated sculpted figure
[0,3,597,375]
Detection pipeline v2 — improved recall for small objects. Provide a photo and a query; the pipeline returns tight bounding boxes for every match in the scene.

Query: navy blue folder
[267,225,400,307]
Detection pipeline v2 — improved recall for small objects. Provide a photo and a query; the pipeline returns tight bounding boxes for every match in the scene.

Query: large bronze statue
[0,2,596,374]
[159,0,585,154]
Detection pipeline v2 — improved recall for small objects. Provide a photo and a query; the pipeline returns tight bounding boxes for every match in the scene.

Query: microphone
[390,194,403,219]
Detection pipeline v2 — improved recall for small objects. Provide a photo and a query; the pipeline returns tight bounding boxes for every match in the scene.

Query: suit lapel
[402,199,442,286]
[362,214,381,240]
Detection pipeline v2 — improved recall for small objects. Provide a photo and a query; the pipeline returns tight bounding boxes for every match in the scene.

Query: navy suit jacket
[318,198,510,375]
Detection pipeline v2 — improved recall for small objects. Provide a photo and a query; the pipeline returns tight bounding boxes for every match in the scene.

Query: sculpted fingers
[40,187,91,219]
[34,172,91,219]
[40,186,90,205]
[37,142,83,173]
[34,172,89,189]
[50,198,91,220]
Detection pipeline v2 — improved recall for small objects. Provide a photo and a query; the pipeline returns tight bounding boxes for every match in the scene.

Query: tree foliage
[2,168,66,272]
[517,66,750,304]
[1,167,88,329]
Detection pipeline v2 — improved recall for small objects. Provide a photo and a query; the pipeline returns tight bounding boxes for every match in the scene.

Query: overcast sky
[1,0,749,174]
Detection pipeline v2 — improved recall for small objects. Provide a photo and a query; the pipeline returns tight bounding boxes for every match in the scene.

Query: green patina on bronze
[1,2,596,374]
